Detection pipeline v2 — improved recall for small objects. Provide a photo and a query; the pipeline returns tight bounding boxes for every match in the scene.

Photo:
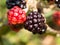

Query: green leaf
[17,28,33,43]
[0,25,10,36]
[56,37,60,45]
[2,38,12,45]
[45,10,55,18]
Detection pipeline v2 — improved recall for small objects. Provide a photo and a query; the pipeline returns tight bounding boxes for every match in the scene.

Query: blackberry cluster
[24,11,47,34]
[6,0,26,9]
[55,0,60,8]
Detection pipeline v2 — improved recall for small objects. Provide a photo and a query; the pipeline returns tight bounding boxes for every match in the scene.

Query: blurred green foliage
[56,37,60,45]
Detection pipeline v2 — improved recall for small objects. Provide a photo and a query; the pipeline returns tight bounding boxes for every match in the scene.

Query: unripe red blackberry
[24,11,47,34]
[6,0,26,9]
[53,11,60,26]
[7,6,26,25]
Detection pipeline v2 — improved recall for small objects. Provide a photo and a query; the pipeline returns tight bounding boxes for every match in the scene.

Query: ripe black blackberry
[24,11,47,34]
[6,0,26,9]
[55,0,60,8]
[55,0,59,4]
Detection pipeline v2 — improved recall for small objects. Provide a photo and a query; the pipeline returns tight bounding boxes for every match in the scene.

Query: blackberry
[55,0,59,4]
[6,0,26,9]
[24,11,47,34]
[55,0,60,8]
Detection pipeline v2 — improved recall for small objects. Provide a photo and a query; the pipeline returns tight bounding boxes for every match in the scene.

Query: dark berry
[33,19,37,23]
[24,11,47,34]
[33,15,37,18]
[55,0,59,4]
[28,20,32,24]
[6,0,26,9]
[55,0,60,8]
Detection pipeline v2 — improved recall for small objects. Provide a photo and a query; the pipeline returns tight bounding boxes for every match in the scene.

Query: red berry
[53,11,60,26]
[7,6,26,25]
